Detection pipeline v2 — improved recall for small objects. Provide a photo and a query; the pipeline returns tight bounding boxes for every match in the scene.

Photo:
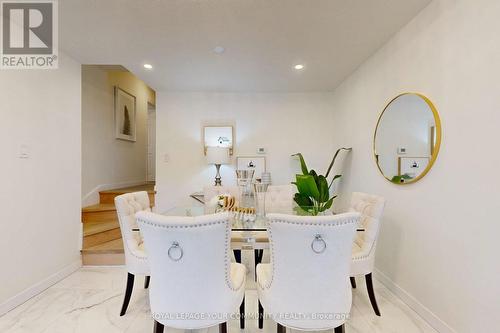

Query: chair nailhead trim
[137,218,244,292]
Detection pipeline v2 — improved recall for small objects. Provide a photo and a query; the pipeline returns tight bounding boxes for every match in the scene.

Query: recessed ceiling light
[294,64,304,70]
[143,64,153,69]
[213,46,225,54]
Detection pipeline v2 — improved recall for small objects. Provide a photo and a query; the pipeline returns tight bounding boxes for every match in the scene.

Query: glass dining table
[158,206,364,252]
[133,207,270,242]
[134,206,365,283]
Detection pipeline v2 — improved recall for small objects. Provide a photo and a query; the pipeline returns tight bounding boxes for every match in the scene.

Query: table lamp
[206,147,230,186]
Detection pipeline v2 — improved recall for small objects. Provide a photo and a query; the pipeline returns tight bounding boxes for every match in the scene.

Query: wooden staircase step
[81,203,117,224]
[81,238,124,266]
[99,183,155,204]
[83,221,122,248]
[82,203,116,213]
[83,221,119,236]
[83,238,124,253]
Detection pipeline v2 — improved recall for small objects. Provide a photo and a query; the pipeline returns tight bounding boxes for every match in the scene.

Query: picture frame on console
[236,156,266,181]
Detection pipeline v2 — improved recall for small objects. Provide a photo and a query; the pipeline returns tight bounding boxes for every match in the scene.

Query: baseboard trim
[82,180,147,207]
[374,268,456,333]
[0,259,82,316]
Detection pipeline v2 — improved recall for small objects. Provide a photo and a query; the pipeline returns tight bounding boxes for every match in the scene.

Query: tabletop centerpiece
[292,148,352,216]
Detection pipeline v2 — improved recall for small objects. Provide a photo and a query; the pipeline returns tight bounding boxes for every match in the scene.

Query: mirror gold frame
[373,92,442,185]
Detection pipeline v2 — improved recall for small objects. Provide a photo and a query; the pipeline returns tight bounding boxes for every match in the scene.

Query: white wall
[81,66,155,206]
[0,53,82,313]
[155,92,336,212]
[330,0,500,331]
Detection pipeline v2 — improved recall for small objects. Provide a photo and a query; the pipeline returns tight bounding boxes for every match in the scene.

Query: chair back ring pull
[168,241,184,261]
[311,234,327,254]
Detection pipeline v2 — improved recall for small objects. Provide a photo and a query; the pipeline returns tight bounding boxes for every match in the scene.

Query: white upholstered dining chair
[114,191,151,316]
[203,184,295,214]
[136,211,246,333]
[257,212,360,332]
[253,183,295,300]
[349,192,386,316]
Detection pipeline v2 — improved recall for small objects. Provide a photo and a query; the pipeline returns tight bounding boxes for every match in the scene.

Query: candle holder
[253,183,269,217]
[236,169,255,208]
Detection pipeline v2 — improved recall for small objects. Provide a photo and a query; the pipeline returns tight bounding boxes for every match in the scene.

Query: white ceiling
[60,0,431,92]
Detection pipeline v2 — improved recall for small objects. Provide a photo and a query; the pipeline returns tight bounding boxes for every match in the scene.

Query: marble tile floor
[0,265,438,333]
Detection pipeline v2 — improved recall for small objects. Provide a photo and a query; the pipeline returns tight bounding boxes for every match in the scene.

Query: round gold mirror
[374,93,441,184]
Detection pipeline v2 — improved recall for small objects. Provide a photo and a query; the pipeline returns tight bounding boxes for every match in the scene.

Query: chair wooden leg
[144,276,150,289]
[258,300,264,329]
[234,248,246,327]
[120,273,135,316]
[365,273,381,316]
[334,324,345,333]
[154,320,164,333]
[233,249,242,263]
[219,322,227,333]
[240,296,245,329]
[254,249,262,280]
[350,276,356,289]
[277,323,286,333]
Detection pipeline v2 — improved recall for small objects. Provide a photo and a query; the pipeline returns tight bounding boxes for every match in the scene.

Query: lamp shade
[206,147,230,165]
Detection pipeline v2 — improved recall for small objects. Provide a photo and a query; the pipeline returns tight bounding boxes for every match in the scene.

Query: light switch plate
[257,147,266,154]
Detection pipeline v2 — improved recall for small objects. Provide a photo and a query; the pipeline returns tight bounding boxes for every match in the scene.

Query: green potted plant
[292,148,352,216]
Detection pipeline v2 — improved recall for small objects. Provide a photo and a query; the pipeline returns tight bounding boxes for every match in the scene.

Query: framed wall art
[204,126,233,155]
[115,87,136,141]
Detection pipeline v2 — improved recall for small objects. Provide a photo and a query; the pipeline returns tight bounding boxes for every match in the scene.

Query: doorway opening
[147,103,156,182]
